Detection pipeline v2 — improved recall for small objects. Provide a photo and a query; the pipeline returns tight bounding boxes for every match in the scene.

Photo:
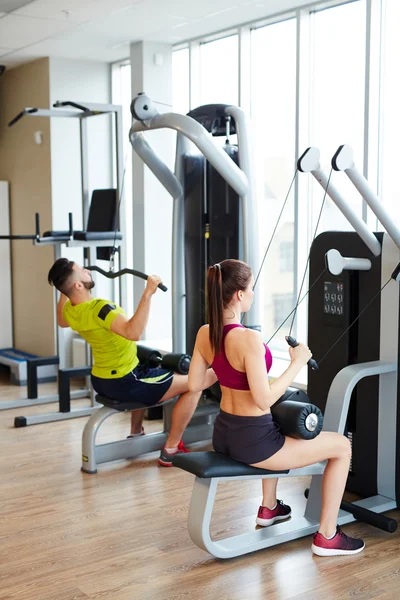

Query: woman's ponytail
[207,264,224,353]
[206,259,252,353]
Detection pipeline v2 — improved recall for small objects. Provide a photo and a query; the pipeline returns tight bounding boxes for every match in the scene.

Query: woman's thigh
[251,431,350,470]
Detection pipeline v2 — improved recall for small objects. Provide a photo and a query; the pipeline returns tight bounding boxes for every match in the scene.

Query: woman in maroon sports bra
[188,259,364,557]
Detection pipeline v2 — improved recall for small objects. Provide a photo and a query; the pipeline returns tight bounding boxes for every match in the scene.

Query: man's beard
[83,280,95,290]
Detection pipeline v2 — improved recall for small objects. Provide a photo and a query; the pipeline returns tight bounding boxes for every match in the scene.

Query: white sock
[128,430,143,438]
[325,531,336,540]
[269,502,277,510]
[165,446,178,454]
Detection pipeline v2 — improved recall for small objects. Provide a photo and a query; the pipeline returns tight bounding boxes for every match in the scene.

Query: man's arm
[110,275,162,341]
[57,294,70,328]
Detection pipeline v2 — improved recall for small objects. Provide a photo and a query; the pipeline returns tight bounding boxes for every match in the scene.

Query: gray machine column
[129,96,261,353]
[305,361,398,522]
[130,41,174,345]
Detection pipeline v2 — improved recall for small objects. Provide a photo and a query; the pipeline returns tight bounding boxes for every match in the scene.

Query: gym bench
[173,362,399,559]
[81,395,219,474]
[173,451,326,559]
[81,386,321,474]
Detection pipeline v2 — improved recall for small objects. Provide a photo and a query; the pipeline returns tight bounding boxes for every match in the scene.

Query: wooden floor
[1,376,400,600]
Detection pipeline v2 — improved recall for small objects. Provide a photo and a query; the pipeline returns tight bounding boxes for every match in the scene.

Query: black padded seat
[43,230,72,238]
[43,189,122,259]
[73,231,123,241]
[83,188,122,258]
[42,230,122,242]
[39,234,71,243]
[95,394,147,412]
[172,451,289,478]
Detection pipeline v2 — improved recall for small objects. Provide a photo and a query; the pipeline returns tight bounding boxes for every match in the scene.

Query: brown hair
[207,259,252,353]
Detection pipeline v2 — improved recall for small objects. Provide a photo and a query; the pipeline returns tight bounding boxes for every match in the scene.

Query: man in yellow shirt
[48,258,216,466]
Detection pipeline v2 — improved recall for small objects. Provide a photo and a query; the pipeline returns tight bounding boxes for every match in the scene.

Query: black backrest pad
[86,189,118,231]
[187,104,237,136]
[172,451,288,478]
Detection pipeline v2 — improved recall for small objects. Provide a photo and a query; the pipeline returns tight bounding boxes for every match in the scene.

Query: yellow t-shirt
[63,299,139,379]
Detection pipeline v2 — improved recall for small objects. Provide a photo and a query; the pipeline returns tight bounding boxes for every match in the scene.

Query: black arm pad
[137,345,162,367]
[271,388,323,440]
[161,353,191,375]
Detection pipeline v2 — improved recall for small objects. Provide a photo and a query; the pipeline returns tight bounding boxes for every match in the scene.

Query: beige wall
[0,58,55,356]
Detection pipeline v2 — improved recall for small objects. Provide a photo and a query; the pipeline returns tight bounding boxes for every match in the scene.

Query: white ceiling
[0,0,309,68]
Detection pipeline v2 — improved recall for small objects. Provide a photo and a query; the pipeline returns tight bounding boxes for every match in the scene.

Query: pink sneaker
[312,527,365,556]
[158,440,189,467]
[256,499,292,526]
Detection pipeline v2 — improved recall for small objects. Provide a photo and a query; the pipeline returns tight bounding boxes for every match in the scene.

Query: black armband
[98,304,116,321]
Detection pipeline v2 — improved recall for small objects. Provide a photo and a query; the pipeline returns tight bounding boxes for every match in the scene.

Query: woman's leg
[251,432,351,538]
[256,478,292,527]
[261,478,279,508]
[159,369,216,449]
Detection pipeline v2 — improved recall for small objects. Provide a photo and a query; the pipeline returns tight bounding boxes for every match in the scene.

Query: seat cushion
[73,231,123,241]
[95,394,147,412]
[172,451,288,478]
[95,394,175,412]
[43,230,73,237]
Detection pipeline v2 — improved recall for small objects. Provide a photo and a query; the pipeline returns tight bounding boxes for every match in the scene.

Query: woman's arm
[188,326,214,393]
[244,330,310,411]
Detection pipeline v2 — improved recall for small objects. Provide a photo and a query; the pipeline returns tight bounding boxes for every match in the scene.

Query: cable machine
[129,93,261,354]
[2,100,125,426]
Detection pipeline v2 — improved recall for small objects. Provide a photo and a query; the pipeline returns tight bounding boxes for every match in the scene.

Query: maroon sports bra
[211,324,272,391]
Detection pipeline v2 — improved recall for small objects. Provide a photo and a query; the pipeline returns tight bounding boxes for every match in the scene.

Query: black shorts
[212,409,285,464]
[91,364,174,408]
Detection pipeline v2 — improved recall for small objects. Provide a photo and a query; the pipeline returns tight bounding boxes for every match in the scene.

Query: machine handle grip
[285,335,319,371]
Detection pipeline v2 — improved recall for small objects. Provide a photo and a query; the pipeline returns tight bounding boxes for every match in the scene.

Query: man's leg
[129,409,146,436]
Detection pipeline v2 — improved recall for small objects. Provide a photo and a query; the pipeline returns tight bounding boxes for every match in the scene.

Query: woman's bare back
[198,325,270,417]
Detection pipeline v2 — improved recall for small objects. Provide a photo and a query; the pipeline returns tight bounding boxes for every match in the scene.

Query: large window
[112,0,392,379]
[172,47,189,114]
[279,242,294,273]
[310,1,366,234]
[273,293,295,329]
[112,62,133,314]
[200,35,239,106]
[379,0,400,223]
[251,19,297,346]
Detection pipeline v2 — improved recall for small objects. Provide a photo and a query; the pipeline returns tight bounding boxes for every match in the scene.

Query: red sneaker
[256,499,292,526]
[158,440,189,467]
[312,527,365,556]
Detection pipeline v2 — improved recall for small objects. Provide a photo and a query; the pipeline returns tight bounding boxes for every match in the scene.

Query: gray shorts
[212,409,285,464]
